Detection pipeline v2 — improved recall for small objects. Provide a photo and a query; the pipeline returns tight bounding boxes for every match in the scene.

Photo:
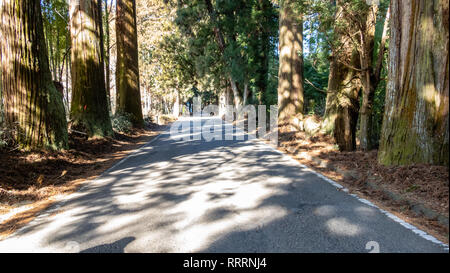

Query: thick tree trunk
[322,58,339,135]
[277,0,304,122]
[321,1,361,151]
[358,4,378,151]
[359,5,390,151]
[329,53,361,152]
[378,0,449,166]
[115,0,144,127]
[0,0,68,150]
[69,0,113,137]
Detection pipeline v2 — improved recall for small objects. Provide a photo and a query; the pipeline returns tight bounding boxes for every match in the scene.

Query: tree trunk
[321,1,361,151]
[330,52,361,152]
[277,0,304,122]
[358,5,390,151]
[115,0,144,127]
[378,0,449,166]
[255,0,271,107]
[104,0,111,113]
[69,0,113,137]
[321,57,340,135]
[0,0,68,150]
[358,4,378,151]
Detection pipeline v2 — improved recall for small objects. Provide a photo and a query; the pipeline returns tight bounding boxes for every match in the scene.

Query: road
[0,117,448,253]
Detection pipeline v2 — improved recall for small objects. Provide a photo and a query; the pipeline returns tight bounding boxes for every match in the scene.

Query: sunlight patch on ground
[326,217,362,236]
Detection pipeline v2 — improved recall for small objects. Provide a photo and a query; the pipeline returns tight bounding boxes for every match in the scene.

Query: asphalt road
[0,117,448,253]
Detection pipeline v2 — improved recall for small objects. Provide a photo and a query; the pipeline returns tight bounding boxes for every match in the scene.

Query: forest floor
[0,123,168,239]
[276,120,449,244]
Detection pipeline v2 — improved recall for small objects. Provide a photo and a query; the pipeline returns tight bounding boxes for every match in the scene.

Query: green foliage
[302,1,333,116]
[166,0,279,104]
[0,68,3,125]
[111,112,134,134]
[303,54,329,116]
[263,46,279,108]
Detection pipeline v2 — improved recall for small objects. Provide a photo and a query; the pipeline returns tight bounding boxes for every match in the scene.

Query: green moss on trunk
[277,0,304,122]
[378,0,449,166]
[0,0,68,150]
[69,0,113,138]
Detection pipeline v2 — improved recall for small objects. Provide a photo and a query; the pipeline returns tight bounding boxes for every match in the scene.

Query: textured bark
[378,0,449,166]
[277,0,304,122]
[69,0,113,137]
[358,5,390,151]
[0,0,68,150]
[321,2,361,152]
[358,4,378,151]
[115,0,144,127]
[0,56,2,125]
[330,52,361,152]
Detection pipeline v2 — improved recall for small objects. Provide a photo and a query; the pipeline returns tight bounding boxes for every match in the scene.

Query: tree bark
[321,1,361,151]
[358,5,390,151]
[104,0,112,113]
[358,4,378,151]
[331,52,361,152]
[378,0,449,166]
[277,0,304,122]
[69,0,113,137]
[115,0,144,127]
[0,0,68,150]
[255,0,272,107]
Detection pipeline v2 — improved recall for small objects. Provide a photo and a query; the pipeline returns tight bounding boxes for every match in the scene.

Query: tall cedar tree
[69,0,112,137]
[116,0,144,127]
[378,0,449,166]
[0,0,68,150]
[322,0,361,151]
[277,0,304,122]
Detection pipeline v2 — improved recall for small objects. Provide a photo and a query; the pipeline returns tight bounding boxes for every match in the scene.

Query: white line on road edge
[256,138,449,251]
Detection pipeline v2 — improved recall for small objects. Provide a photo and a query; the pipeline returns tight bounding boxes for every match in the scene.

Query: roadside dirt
[0,123,167,239]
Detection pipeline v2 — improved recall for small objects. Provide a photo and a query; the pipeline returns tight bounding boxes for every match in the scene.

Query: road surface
[0,117,447,253]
